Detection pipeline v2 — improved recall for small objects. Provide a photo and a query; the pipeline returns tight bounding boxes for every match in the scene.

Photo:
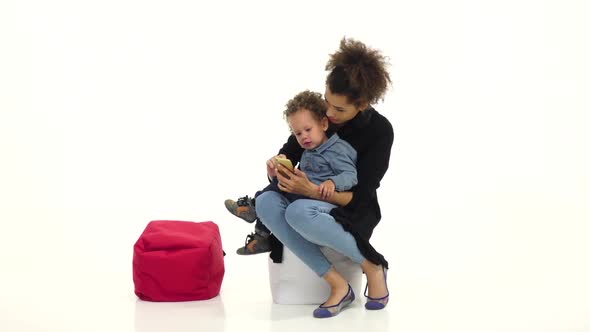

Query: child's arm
[327,151,358,192]
[266,155,294,179]
[266,154,291,179]
[264,134,302,181]
[319,179,336,200]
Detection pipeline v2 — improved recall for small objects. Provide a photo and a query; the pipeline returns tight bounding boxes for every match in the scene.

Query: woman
[255,37,394,318]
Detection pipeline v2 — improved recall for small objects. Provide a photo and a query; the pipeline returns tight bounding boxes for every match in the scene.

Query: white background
[1,0,589,331]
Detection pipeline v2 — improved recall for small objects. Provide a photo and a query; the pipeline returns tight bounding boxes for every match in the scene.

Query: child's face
[287,109,329,150]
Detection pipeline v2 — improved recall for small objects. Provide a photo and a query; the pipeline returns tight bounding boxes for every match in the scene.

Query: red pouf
[133,220,225,301]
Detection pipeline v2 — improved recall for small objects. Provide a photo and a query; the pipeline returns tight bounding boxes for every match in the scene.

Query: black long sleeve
[343,116,393,213]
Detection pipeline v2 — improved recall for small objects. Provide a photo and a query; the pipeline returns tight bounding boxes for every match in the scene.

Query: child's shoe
[224,195,257,223]
[236,232,271,255]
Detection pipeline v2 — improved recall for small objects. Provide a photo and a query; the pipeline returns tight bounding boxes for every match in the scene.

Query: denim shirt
[299,133,358,191]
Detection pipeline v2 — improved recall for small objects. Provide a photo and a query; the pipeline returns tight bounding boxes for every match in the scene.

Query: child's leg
[229,185,276,255]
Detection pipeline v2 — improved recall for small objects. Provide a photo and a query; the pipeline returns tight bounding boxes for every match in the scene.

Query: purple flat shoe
[313,284,355,318]
[364,267,389,310]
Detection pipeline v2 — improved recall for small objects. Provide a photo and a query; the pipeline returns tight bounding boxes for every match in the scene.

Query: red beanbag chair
[133,220,225,302]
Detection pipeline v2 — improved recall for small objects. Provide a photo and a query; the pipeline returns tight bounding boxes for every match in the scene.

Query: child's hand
[267,154,287,178]
[318,179,335,200]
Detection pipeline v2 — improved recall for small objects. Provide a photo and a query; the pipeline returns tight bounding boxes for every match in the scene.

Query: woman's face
[324,87,367,125]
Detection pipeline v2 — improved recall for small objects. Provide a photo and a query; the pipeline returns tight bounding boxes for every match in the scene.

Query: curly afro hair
[325,37,391,107]
[283,90,327,122]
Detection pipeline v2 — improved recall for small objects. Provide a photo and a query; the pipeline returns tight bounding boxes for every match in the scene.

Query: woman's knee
[285,200,310,223]
[255,191,283,224]
[285,200,320,233]
[254,191,272,212]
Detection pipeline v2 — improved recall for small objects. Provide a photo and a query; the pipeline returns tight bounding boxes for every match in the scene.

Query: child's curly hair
[283,90,327,122]
[325,37,391,107]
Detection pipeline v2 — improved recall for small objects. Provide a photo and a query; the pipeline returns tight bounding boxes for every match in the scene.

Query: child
[225,90,357,255]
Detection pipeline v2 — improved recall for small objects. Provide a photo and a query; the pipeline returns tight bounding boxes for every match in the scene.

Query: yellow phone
[274,157,294,177]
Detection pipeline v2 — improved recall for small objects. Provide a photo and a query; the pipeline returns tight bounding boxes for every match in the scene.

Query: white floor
[1,204,589,332]
[2,1,590,331]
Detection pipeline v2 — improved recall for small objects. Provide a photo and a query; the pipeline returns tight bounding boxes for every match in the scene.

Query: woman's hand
[266,154,286,178]
[276,165,318,198]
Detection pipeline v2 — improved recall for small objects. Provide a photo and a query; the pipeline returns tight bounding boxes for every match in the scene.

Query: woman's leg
[285,199,388,301]
[255,191,332,277]
[284,199,365,264]
[360,260,388,302]
[257,192,355,308]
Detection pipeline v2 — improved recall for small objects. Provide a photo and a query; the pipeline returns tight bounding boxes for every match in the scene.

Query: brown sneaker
[224,195,257,223]
[236,232,271,255]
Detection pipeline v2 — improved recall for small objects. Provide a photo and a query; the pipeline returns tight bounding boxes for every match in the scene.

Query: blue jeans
[253,178,305,236]
[255,191,365,277]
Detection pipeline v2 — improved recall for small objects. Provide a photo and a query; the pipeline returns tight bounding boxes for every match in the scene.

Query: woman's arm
[275,165,354,207]
[310,187,354,207]
[345,121,394,210]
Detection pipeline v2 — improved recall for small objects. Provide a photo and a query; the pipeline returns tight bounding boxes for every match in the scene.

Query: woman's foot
[313,284,355,318]
[315,268,355,318]
[362,262,389,310]
[324,282,351,307]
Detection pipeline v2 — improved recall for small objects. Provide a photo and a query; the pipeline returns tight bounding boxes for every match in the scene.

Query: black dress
[272,107,394,268]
